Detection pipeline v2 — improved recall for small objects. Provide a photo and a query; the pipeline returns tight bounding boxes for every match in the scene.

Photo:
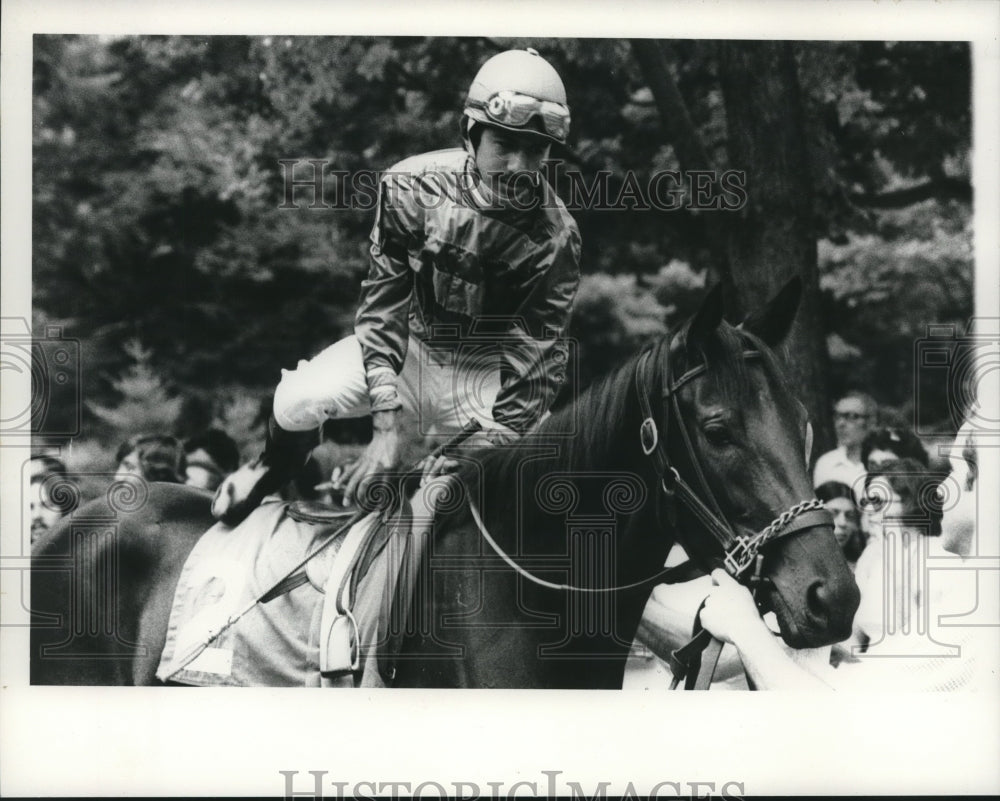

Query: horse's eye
[704,425,733,447]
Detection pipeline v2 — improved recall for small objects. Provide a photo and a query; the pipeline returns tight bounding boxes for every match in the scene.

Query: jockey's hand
[335,411,401,507]
[417,423,519,486]
[418,453,461,486]
[699,569,767,646]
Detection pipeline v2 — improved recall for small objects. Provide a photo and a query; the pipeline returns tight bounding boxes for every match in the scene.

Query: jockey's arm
[356,176,420,416]
[339,180,417,505]
[337,410,401,507]
[492,231,581,435]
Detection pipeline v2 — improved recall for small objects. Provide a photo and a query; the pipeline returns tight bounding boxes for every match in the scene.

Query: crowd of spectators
[31,389,994,692]
[812,392,939,567]
[751,391,990,688]
[28,427,242,544]
[28,422,345,544]
[699,411,992,690]
[634,388,992,691]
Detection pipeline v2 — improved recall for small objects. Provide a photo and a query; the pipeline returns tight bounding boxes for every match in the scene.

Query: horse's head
[657,278,859,648]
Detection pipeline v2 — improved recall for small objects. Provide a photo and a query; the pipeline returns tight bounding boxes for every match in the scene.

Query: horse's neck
[467,379,673,582]
[481,437,642,546]
[413,367,669,687]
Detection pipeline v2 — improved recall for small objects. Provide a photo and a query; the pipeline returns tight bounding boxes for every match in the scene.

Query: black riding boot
[212,415,318,526]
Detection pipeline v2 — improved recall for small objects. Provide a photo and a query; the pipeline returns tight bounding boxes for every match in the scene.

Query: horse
[30,279,860,687]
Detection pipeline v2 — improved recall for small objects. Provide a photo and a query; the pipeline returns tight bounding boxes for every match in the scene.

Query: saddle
[314,484,439,687]
[154,484,443,687]
[159,460,748,689]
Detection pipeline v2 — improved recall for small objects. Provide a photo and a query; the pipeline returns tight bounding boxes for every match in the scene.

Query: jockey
[213,48,582,525]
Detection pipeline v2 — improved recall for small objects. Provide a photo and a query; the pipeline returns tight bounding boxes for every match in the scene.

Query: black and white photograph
[2,0,998,797]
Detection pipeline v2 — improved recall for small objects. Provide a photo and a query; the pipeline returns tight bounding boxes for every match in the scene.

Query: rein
[635,339,830,690]
[633,341,828,579]
[464,337,832,689]
[466,497,704,593]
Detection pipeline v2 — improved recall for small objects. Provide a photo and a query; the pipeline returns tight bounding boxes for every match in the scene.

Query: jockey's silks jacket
[355,148,582,435]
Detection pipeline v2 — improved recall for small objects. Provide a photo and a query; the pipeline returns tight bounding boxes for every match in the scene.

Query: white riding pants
[272,334,503,439]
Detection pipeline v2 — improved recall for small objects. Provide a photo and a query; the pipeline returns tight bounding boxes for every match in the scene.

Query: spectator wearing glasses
[851,458,944,645]
[813,391,878,499]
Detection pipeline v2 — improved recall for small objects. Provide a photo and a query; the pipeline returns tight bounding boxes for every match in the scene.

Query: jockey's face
[474,126,550,208]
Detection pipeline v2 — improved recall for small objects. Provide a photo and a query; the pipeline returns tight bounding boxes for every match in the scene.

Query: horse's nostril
[802,574,859,643]
[807,580,831,620]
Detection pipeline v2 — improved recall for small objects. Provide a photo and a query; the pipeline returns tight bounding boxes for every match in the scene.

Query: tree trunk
[717,41,834,455]
[629,40,736,311]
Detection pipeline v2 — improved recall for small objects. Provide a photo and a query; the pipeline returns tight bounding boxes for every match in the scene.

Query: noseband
[465,339,831,596]
[633,339,831,583]
[461,338,832,690]
[633,338,832,690]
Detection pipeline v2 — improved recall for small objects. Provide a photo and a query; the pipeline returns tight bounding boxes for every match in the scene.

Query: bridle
[466,334,833,689]
[633,337,831,586]
[467,336,831,594]
[631,336,832,690]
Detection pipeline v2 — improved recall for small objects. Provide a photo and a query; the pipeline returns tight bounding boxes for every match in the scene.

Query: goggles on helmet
[469,90,570,142]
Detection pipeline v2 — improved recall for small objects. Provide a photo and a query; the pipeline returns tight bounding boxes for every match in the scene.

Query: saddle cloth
[155,491,437,687]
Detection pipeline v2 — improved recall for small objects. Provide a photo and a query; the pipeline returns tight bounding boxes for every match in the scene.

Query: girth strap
[379,498,435,685]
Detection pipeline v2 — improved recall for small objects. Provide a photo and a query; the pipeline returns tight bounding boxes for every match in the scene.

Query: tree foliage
[88,339,183,438]
[32,36,972,448]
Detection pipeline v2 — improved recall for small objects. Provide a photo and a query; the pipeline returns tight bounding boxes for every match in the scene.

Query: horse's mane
[444,317,797,540]
[480,347,647,483]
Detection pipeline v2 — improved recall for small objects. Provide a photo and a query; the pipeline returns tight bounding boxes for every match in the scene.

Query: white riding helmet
[463,48,570,145]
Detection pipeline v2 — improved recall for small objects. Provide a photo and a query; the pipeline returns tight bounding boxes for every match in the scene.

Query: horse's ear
[740,276,802,347]
[685,282,726,346]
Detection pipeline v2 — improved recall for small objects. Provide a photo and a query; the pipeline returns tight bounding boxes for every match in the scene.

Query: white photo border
[2,0,998,797]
